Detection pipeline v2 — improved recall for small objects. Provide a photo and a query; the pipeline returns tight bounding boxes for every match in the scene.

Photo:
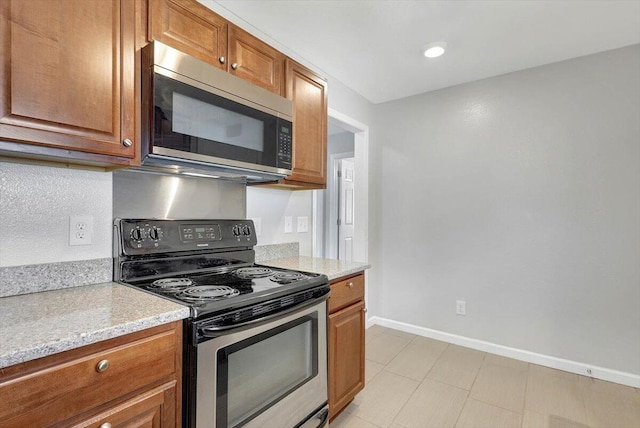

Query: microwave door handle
[200,293,328,337]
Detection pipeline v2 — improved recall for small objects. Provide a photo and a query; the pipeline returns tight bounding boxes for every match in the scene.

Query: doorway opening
[313,109,369,263]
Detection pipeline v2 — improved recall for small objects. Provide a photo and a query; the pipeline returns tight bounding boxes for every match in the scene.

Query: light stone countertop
[260,256,370,281]
[0,282,190,369]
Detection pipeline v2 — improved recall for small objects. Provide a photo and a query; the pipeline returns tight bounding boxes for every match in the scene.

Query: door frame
[326,153,355,259]
[313,108,369,264]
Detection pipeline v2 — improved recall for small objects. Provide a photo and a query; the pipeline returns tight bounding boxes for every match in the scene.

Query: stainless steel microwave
[141,41,293,182]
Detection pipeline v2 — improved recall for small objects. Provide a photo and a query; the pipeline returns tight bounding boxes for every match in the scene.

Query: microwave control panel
[277,120,293,168]
[118,219,257,255]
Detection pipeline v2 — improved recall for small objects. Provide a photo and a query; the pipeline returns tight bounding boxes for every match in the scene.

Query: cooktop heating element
[235,267,274,279]
[270,271,307,284]
[175,285,241,302]
[149,278,193,292]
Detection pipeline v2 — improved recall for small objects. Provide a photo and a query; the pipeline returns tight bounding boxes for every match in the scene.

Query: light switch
[297,216,309,233]
[284,216,293,233]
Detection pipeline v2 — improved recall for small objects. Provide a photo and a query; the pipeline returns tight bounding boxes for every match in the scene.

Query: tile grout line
[576,374,592,427]
[363,330,418,427]
[519,363,531,428]
[380,333,428,428]
[382,335,418,426]
[451,351,488,427]
[456,359,530,420]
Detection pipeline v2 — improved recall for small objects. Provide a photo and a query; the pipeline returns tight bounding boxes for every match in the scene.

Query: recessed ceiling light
[422,42,447,58]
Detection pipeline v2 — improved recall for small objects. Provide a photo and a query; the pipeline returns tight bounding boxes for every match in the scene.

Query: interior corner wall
[373,44,640,375]
[246,187,314,256]
[327,78,381,317]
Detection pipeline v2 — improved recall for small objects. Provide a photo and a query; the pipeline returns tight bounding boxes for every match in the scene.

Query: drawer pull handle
[100,423,112,428]
[96,359,110,373]
[348,282,354,288]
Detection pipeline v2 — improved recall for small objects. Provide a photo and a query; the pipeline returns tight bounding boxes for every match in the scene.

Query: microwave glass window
[172,92,265,152]
[219,317,317,427]
[153,73,285,169]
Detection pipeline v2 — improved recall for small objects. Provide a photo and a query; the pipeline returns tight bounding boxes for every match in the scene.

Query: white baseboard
[366,316,640,388]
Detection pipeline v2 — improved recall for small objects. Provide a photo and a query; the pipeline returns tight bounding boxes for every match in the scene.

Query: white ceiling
[205,1,640,104]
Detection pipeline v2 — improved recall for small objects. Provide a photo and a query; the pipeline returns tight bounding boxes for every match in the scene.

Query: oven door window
[216,314,318,428]
[153,73,278,167]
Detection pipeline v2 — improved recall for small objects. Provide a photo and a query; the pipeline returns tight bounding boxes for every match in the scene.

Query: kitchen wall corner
[246,187,313,256]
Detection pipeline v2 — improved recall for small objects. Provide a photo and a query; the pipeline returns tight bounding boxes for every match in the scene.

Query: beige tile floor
[331,325,640,428]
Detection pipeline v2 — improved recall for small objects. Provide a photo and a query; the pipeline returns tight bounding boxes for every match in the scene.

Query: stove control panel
[180,224,221,243]
[117,219,257,255]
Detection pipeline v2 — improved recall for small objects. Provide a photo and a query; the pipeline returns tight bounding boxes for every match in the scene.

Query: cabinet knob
[348,282,354,288]
[364,308,368,313]
[231,62,238,70]
[122,138,133,147]
[100,423,112,428]
[96,359,110,373]
[219,56,226,64]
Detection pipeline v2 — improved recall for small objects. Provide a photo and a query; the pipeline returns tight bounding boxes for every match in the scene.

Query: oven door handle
[200,293,328,336]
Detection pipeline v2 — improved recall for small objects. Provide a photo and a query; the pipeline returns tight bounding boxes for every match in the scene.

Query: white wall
[328,131,355,156]
[246,187,313,256]
[374,45,640,375]
[0,161,112,267]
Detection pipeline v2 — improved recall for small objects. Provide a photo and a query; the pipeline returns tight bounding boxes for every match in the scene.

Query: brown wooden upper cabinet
[149,0,228,70]
[227,25,284,95]
[0,0,136,166]
[149,0,283,95]
[282,59,328,187]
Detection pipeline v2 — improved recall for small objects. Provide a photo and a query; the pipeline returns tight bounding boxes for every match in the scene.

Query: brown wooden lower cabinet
[0,321,182,428]
[328,272,366,420]
[73,382,176,428]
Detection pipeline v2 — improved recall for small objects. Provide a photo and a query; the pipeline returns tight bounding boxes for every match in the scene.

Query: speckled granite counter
[261,256,370,281]
[0,282,190,369]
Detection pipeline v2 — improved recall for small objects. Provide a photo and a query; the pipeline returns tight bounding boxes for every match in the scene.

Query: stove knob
[131,228,143,241]
[242,225,251,235]
[232,225,241,236]
[149,227,160,240]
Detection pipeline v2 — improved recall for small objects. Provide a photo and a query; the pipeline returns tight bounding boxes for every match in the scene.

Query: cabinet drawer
[72,381,176,428]
[0,329,177,427]
[328,273,364,313]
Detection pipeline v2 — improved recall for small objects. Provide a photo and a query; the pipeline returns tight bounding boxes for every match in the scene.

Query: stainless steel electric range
[114,219,330,428]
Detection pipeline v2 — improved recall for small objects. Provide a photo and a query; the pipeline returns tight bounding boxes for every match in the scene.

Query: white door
[338,158,355,261]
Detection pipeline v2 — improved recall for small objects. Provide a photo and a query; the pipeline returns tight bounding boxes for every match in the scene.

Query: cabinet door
[149,0,227,69]
[0,0,135,160]
[328,300,365,419]
[73,382,177,428]
[284,59,328,187]
[228,24,284,95]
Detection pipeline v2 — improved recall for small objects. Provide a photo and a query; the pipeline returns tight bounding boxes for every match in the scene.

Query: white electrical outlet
[69,216,93,246]
[297,216,309,233]
[252,217,262,236]
[284,216,293,233]
[456,300,466,316]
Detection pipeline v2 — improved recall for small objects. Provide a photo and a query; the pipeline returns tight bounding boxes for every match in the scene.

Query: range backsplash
[112,169,246,220]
